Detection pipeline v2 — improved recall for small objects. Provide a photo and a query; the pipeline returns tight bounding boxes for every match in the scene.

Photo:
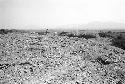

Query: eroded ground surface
[0,29,125,84]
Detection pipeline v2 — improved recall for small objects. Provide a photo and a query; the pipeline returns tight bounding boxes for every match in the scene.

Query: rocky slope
[0,29,125,84]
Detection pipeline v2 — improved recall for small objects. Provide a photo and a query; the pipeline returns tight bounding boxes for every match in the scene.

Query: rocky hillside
[0,29,125,84]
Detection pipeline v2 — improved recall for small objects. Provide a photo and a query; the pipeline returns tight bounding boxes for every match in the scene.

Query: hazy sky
[0,0,125,29]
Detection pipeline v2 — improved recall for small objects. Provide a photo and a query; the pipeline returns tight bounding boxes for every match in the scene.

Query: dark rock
[96,57,111,65]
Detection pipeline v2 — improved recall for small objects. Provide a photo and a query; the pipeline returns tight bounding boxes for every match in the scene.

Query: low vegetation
[98,31,125,50]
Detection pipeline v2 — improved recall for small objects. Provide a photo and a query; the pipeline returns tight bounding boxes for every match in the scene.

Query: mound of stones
[0,30,125,84]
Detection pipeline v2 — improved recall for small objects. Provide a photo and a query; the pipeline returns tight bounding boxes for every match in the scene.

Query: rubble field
[0,29,125,84]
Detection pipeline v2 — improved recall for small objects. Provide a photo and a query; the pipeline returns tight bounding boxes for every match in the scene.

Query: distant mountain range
[1,21,125,31]
[52,21,125,31]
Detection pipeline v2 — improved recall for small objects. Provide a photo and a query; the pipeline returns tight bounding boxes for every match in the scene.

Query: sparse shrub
[58,31,69,36]
[77,33,96,39]
[98,31,125,50]
[111,39,125,50]
[0,29,17,35]
[111,33,125,50]
[98,31,112,38]
[36,29,50,35]
[58,31,96,39]
[37,31,47,35]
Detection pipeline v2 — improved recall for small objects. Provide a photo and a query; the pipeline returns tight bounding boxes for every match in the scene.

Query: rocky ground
[0,29,125,84]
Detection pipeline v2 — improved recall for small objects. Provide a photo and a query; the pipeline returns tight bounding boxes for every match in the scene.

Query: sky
[0,0,125,29]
